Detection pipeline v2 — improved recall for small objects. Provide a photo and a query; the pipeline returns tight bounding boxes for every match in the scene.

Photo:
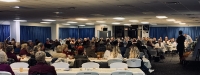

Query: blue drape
[20,26,51,43]
[0,25,10,42]
[79,28,95,39]
[59,28,79,39]
[150,27,198,40]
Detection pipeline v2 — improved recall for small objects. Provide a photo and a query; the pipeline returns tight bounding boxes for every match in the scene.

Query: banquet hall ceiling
[0,0,200,25]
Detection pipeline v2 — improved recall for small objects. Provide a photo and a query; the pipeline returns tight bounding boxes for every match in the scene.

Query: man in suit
[176,30,186,64]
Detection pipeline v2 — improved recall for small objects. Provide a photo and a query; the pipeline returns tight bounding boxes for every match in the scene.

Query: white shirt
[169,42,177,51]
[103,50,123,59]
[185,35,193,43]
[155,42,167,52]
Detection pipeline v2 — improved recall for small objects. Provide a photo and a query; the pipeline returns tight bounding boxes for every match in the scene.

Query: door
[99,31,111,39]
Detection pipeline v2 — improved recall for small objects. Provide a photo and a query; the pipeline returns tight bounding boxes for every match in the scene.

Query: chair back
[110,62,128,68]
[111,71,133,75]
[10,62,28,68]
[0,71,11,75]
[76,71,99,75]
[82,62,100,68]
[107,58,123,66]
[52,62,69,69]
[126,58,141,67]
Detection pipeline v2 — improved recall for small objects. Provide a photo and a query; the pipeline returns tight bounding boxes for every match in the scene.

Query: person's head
[179,30,183,35]
[171,38,175,42]
[113,40,118,46]
[77,46,84,55]
[153,38,156,41]
[78,39,81,42]
[91,45,95,49]
[0,42,3,48]
[6,46,14,53]
[21,44,27,50]
[158,39,162,43]
[106,44,112,51]
[111,46,120,58]
[0,51,7,63]
[56,45,62,53]
[61,44,68,52]
[37,43,44,50]
[35,51,46,62]
[84,38,87,41]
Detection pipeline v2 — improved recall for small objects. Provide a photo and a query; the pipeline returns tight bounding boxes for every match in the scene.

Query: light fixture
[13,6,20,8]
[62,23,70,25]
[0,0,20,2]
[86,23,94,25]
[100,24,107,26]
[13,20,27,22]
[174,21,181,23]
[42,19,56,21]
[124,24,131,26]
[141,22,149,24]
[40,22,51,24]
[112,22,120,25]
[67,21,77,23]
[179,23,186,25]
[156,16,168,19]
[76,18,88,21]
[96,21,106,23]
[129,20,139,22]
[113,17,125,20]
[166,19,176,21]
[78,25,85,26]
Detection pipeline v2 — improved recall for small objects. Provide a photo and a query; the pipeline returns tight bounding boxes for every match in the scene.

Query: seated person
[73,46,90,68]
[14,42,21,54]
[0,51,15,75]
[52,45,66,58]
[155,39,167,53]
[124,43,140,59]
[104,44,112,58]
[96,41,106,58]
[19,44,30,56]
[6,46,19,62]
[108,41,123,59]
[169,38,177,51]
[62,44,73,57]
[86,45,97,58]
[29,51,57,75]
[146,39,155,51]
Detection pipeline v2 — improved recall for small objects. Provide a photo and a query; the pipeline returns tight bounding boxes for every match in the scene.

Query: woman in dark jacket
[6,46,19,62]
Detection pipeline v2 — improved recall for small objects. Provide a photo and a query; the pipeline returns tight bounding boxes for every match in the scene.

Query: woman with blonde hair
[109,41,122,59]
[19,44,29,56]
[51,45,66,58]
[62,44,73,57]
[0,51,15,75]
[124,43,140,58]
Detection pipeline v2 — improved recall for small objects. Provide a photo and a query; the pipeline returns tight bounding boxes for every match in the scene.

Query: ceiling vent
[165,2,181,4]
[117,4,134,8]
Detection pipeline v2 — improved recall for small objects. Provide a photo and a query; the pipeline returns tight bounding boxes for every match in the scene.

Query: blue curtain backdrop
[59,28,79,39]
[0,25,10,42]
[59,28,95,39]
[79,28,95,39]
[20,26,51,43]
[150,27,198,40]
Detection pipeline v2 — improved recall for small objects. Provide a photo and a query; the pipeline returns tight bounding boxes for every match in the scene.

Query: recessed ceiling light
[174,21,181,23]
[76,18,88,21]
[86,23,94,25]
[13,20,27,22]
[179,23,186,25]
[78,25,85,26]
[129,20,139,22]
[96,21,106,23]
[0,0,20,2]
[42,19,56,21]
[67,21,77,23]
[141,22,149,24]
[124,24,131,26]
[166,19,176,21]
[13,6,20,8]
[100,24,107,26]
[156,16,168,19]
[112,22,120,25]
[113,17,125,20]
[40,22,51,24]
[62,23,70,25]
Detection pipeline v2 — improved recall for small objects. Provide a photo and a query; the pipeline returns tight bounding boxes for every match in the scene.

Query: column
[10,21,20,42]
[95,25,113,38]
[142,25,149,38]
[51,23,59,40]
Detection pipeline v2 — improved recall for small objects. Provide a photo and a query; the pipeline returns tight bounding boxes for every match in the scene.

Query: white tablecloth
[13,68,145,75]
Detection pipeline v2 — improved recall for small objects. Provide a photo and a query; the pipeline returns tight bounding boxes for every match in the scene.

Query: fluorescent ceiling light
[141,22,149,24]
[124,24,131,26]
[40,22,51,24]
[156,16,168,19]
[129,20,139,22]
[166,19,176,21]
[67,21,77,23]
[96,21,106,23]
[174,21,181,23]
[13,20,27,22]
[113,17,125,20]
[0,0,20,2]
[13,6,20,8]
[86,23,94,25]
[76,18,88,21]
[78,25,85,26]
[179,23,186,25]
[112,22,120,25]
[100,24,107,26]
[62,23,70,25]
[42,19,56,21]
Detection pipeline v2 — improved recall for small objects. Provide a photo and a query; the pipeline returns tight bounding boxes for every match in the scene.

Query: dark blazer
[6,52,19,62]
[124,48,131,58]
[0,63,15,75]
[176,35,186,51]
[73,55,90,68]
[29,62,57,75]
[96,44,106,52]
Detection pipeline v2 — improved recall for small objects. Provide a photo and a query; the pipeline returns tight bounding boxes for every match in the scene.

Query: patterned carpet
[148,54,200,75]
